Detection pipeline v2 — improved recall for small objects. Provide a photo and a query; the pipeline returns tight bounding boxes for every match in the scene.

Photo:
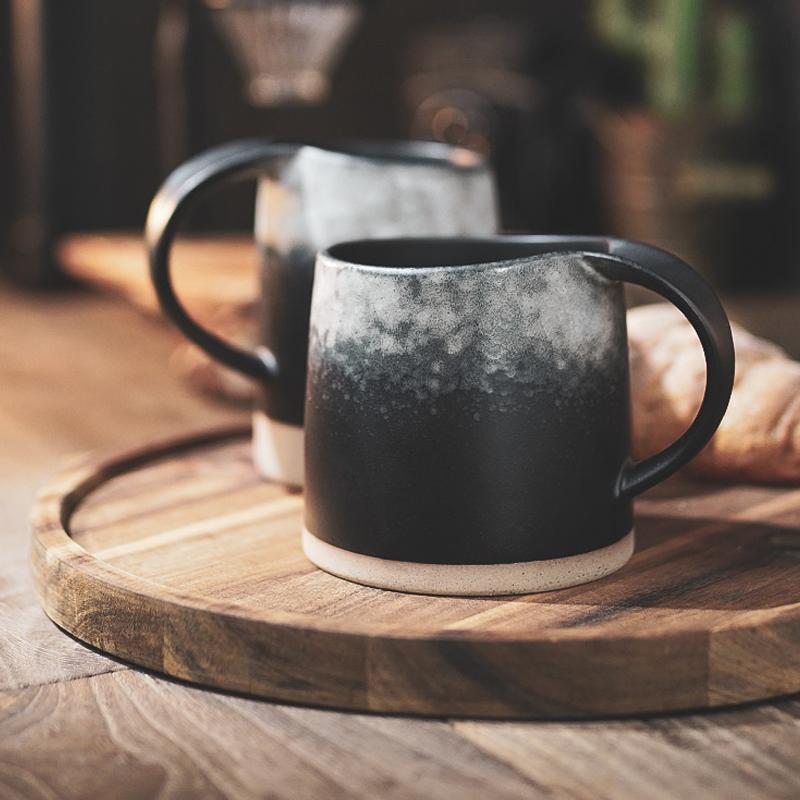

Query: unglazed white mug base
[252,412,305,487]
[302,528,635,596]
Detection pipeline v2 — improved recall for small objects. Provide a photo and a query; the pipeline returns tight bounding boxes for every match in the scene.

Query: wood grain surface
[3,282,800,798]
[29,428,800,719]
[56,231,260,405]
[3,669,800,800]
[57,232,257,318]
[0,287,244,694]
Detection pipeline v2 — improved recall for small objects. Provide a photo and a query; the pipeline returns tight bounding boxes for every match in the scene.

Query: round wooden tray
[31,427,800,718]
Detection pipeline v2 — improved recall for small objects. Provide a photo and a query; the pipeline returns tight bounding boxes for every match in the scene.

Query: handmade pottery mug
[146,140,497,485]
[303,236,735,596]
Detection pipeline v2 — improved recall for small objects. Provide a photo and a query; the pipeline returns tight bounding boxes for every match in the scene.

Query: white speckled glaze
[309,250,625,409]
[256,146,498,253]
[253,145,498,484]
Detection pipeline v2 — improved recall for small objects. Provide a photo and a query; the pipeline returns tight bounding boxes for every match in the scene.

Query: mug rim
[279,139,487,172]
[320,235,615,276]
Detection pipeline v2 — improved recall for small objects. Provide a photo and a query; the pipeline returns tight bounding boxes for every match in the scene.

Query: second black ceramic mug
[303,236,735,596]
[146,140,497,485]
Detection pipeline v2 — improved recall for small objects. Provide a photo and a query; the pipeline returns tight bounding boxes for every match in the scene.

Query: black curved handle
[146,139,298,382]
[586,240,735,499]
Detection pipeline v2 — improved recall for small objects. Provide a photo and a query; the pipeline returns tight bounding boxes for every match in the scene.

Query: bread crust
[629,303,800,483]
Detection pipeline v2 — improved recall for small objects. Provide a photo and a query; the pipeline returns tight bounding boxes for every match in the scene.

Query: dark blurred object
[0,0,592,284]
[400,10,599,232]
[2,0,797,291]
[2,1,161,284]
[177,0,594,232]
[590,0,800,292]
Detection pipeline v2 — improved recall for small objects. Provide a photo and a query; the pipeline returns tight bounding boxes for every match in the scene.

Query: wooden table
[1,283,799,799]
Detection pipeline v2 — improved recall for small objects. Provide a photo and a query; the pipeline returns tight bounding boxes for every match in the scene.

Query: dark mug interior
[325,236,613,271]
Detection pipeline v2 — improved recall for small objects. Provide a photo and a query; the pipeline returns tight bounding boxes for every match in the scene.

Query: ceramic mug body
[147,141,498,486]
[303,236,735,596]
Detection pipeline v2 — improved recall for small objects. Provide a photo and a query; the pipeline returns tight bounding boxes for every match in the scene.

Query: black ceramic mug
[303,236,735,596]
[146,140,497,485]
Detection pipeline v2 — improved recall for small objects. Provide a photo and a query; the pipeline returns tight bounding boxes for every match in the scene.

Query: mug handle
[145,139,298,382]
[584,239,735,499]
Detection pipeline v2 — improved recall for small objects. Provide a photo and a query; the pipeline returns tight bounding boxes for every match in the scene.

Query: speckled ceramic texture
[304,240,634,566]
[254,146,498,426]
[302,528,635,596]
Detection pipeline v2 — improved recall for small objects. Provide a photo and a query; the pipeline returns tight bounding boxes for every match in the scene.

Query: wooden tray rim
[30,425,800,644]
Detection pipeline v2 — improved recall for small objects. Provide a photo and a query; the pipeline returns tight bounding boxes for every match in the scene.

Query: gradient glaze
[305,247,633,565]
[254,145,497,426]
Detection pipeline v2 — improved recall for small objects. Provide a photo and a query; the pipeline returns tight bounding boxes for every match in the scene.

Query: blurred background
[1,0,799,366]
